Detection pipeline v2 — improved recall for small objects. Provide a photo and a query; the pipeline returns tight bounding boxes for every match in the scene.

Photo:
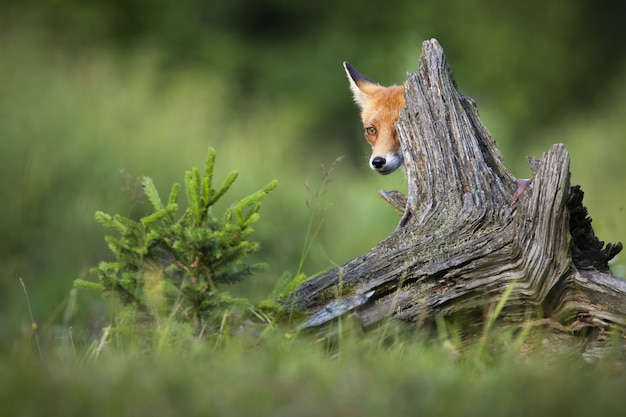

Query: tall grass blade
[19,277,43,364]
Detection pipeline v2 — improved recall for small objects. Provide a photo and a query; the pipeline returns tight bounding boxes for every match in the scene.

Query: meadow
[2,10,626,415]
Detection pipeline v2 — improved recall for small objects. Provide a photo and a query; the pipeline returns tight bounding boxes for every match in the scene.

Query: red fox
[343,62,405,175]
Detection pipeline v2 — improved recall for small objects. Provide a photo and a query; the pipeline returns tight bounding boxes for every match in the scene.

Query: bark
[287,39,625,358]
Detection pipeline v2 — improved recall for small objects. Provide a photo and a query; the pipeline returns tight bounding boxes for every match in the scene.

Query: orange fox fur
[343,62,405,175]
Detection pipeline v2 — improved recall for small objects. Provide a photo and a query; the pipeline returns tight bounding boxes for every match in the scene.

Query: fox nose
[371,157,386,169]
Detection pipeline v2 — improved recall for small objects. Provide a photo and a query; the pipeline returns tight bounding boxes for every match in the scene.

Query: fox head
[343,62,405,175]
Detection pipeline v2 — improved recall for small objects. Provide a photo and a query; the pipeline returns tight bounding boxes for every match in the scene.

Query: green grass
[4,315,626,417]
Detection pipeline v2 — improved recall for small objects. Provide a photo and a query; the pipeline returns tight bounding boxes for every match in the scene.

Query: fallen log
[288,39,625,359]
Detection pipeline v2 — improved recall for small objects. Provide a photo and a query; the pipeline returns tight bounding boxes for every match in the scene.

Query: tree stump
[288,39,625,359]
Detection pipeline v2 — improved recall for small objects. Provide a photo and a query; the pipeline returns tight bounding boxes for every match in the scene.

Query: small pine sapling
[76,148,277,331]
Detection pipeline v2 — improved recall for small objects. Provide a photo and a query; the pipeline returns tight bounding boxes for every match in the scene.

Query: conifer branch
[78,148,278,331]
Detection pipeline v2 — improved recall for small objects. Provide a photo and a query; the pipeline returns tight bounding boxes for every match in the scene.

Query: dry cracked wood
[288,39,624,357]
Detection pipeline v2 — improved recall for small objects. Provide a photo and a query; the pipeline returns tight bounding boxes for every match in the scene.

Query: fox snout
[343,61,405,175]
[370,152,403,175]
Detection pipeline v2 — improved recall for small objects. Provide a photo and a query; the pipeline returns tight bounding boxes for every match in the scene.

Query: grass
[4,307,626,417]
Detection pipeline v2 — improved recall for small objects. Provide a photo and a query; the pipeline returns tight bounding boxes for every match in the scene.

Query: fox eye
[365,126,377,136]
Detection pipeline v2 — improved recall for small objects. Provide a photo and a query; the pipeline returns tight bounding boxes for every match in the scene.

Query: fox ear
[343,61,380,108]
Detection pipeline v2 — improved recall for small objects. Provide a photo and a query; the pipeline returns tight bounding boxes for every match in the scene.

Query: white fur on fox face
[369,150,404,175]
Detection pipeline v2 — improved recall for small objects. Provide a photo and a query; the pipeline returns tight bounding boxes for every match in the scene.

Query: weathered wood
[288,39,624,358]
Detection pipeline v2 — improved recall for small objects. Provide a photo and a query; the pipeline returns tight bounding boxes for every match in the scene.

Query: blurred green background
[2,0,625,340]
